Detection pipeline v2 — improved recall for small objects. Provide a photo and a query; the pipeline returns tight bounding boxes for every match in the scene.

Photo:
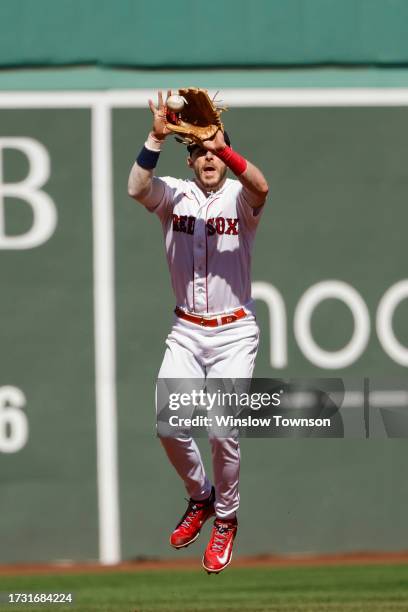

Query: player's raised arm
[127,90,172,206]
[202,130,269,208]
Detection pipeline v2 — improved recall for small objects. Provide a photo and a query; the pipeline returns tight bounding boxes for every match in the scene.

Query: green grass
[0,563,408,612]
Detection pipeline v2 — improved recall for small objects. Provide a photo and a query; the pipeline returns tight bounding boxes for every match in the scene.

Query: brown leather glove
[165,87,225,146]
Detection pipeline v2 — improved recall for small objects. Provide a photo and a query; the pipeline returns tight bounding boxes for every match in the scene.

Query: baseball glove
[165,87,225,146]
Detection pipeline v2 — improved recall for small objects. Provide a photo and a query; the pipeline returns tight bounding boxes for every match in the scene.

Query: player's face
[188,147,227,191]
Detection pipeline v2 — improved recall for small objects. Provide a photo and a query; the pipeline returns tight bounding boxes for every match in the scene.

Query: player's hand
[148,90,172,141]
[201,130,226,154]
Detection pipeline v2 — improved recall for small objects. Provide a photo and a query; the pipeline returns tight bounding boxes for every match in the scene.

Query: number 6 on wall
[0,386,28,453]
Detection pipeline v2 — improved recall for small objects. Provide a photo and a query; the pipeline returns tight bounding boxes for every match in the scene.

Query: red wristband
[216,146,247,176]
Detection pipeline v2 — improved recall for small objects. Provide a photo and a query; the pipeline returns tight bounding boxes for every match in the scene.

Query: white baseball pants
[157,313,259,519]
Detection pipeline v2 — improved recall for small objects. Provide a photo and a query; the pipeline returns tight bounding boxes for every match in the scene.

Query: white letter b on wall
[0,138,57,249]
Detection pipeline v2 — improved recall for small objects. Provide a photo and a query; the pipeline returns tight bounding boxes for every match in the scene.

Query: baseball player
[128,90,269,573]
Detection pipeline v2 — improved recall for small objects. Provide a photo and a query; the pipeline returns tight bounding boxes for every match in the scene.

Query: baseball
[166,94,185,112]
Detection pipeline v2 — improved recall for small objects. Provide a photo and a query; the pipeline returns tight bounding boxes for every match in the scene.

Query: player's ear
[187,156,193,168]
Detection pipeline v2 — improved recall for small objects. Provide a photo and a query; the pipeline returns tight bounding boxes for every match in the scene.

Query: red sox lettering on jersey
[172,214,240,236]
[147,177,263,315]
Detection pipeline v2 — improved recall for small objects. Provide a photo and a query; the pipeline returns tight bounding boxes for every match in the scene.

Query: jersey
[143,177,264,315]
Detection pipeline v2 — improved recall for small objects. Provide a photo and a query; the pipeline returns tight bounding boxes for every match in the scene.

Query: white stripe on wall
[91,101,121,565]
[2,88,408,108]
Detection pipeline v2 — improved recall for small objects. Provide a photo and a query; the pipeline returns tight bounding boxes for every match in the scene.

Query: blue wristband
[137,146,160,169]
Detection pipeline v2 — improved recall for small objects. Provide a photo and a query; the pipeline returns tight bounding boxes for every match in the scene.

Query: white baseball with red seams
[166,95,186,111]
[141,174,264,519]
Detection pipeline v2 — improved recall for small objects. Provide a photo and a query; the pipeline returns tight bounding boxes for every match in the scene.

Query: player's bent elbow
[127,186,139,199]
[127,184,148,203]
[253,183,269,201]
[259,180,269,196]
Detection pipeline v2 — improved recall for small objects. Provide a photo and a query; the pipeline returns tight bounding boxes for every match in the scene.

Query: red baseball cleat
[202,517,238,574]
[170,487,215,549]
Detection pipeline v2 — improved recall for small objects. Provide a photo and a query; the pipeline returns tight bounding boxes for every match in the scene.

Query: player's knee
[209,435,240,456]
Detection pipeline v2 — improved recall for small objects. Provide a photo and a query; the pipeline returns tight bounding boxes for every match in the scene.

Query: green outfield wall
[1,91,408,563]
[1,0,408,68]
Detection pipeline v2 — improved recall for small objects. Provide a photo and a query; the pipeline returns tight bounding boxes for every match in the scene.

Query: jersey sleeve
[236,183,266,230]
[142,176,181,222]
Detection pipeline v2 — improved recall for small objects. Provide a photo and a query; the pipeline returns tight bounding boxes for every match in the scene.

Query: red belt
[175,306,247,327]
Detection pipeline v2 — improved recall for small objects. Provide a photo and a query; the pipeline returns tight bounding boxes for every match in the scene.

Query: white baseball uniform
[142,175,264,519]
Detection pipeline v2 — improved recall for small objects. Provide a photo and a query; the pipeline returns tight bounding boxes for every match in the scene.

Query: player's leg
[157,338,214,548]
[157,339,212,501]
[206,319,259,516]
[202,319,259,572]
